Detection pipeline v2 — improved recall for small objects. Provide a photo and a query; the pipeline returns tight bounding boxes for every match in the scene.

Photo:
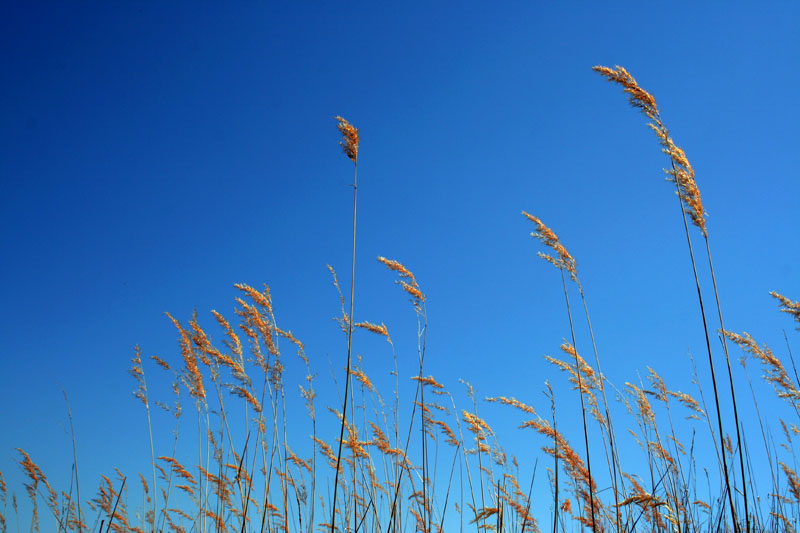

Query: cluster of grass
[2,65,800,533]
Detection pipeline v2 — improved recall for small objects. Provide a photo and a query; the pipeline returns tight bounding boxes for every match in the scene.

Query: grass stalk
[105,477,125,533]
[62,392,84,533]
[704,235,750,531]
[547,383,559,533]
[593,65,742,531]
[671,181,738,530]
[331,116,359,533]
[559,269,596,531]
[576,283,623,529]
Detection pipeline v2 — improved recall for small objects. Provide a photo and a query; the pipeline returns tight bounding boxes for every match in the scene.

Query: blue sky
[1,2,799,530]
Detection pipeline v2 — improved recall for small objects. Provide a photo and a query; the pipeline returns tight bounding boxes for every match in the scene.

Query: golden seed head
[523,211,578,280]
[411,375,445,389]
[349,367,374,392]
[335,116,359,162]
[723,329,799,400]
[234,283,273,315]
[486,396,537,415]
[593,65,659,117]
[354,320,392,344]
[377,256,416,283]
[770,291,800,325]
[165,313,206,400]
[378,256,425,307]
[595,65,707,235]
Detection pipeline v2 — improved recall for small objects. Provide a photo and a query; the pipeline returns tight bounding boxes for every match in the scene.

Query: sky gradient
[2,2,799,530]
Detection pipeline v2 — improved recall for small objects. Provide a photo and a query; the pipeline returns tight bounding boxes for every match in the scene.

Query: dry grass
[3,67,800,533]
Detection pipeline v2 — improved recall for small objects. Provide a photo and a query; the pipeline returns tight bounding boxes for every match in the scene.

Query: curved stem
[704,235,750,532]
[331,160,358,532]
[560,269,596,531]
[668,166,738,532]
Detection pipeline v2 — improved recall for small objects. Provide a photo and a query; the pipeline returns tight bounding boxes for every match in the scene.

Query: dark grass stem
[741,359,783,525]
[386,309,428,533]
[576,283,623,529]
[436,443,461,533]
[62,392,84,533]
[670,176,739,532]
[783,330,800,391]
[593,66,746,530]
[105,477,125,533]
[559,269,596,532]
[521,458,537,533]
[548,384,559,533]
[157,404,181,533]
[704,235,750,532]
[331,158,358,533]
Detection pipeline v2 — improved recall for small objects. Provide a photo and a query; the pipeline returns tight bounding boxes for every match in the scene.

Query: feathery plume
[335,116,359,163]
[377,256,426,305]
[522,211,577,281]
[354,321,392,344]
[165,313,206,400]
[770,291,800,326]
[129,346,148,405]
[594,65,707,235]
[592,65,658,117]
[723,329,799,401]
[486,396,537,415]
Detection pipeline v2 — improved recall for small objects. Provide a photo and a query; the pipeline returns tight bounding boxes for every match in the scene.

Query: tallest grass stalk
[594,65,748,532]
[331,116,360,533]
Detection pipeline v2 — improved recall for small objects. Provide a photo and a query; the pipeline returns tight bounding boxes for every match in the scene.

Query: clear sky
[1,2,799,531]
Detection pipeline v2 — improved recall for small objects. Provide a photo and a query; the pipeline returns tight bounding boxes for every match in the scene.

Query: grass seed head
[770,291,800,326]
[523,211,577,281]
[335,116,359,162]
[594,65,707,235]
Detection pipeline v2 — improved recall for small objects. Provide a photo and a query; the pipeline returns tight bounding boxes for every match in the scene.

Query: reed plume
[522,211,577,281]
[592,66,705,234]
[17,449,44,532]
[336,116,359,163]
[723,330,800,404]
[771,291,800,327]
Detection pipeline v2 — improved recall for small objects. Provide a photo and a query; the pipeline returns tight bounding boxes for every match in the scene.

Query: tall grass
[3,67,799,533]
[330,115,360,533]
[593,65,747,532]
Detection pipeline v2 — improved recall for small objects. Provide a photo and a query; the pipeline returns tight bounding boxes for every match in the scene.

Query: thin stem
[576,283,623,530]
[669,174,739,532]
[742,360,783,523]
[551,387,559,533]
[197,403,206,533]
[520,459,537,533]
[437,443,461,533]
[331,159,358,532]
[105,477,126,533]
[157,400,181,533]
[559,269,596,531]
[704,235,750,532]
[421,376,428,533]
[62,392,84,533]
[783,330,800,390]
[386,309,429,532]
